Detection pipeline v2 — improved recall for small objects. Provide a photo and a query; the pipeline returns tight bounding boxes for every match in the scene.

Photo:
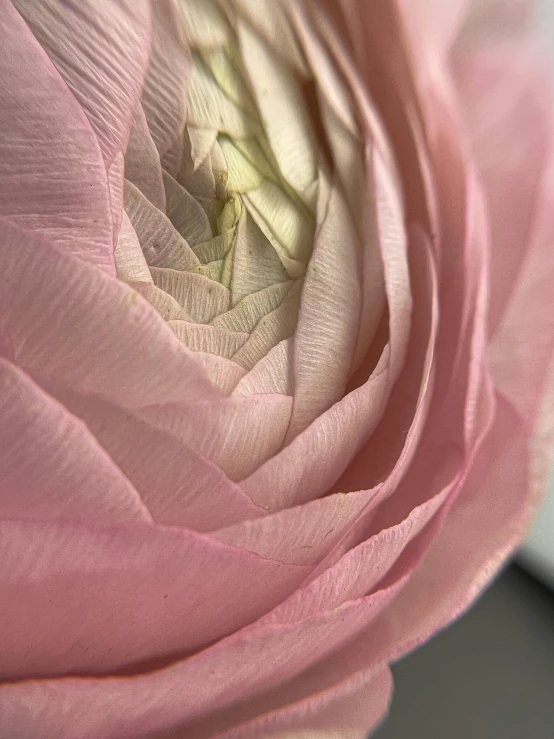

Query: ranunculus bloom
[1,0,553,736]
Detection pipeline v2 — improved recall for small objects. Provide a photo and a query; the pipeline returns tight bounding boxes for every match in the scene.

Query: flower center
[179,1,323,304]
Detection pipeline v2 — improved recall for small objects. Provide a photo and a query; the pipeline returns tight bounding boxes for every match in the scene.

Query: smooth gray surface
[375,567,554,738]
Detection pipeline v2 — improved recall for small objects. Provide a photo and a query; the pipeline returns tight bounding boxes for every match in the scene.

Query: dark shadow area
[375,565,554,738]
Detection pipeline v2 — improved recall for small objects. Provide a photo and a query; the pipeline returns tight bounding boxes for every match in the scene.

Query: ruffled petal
[0,360,151,525]
[139,395,294,481]
[451,4,552,335]
[142,0,191,173]
[0,221,219,408]
[44,383,265,531]
[0,518,310,681]
[0,1,114,271]
[12,0,151,166]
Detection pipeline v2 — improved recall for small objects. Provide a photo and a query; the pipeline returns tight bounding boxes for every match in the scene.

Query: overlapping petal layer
[0,1,553,738]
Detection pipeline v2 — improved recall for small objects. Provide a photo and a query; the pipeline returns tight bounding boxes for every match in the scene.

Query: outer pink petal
[142,0,192,174]
[0,638,392,739]
[0,221,219,408]
[451,6,552,335]
[12,0,151,168]
[0,518,310,681]
[0,359,151,525]
[364,394,550,669]
[47,383,265,531]
[202,666,392,739]
[0,1,113,271]
[395,0,469,57]
[0,524,431,737]
[488,131,554,424]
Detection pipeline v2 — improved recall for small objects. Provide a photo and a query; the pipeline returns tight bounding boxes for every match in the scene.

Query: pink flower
[1,0,553,736]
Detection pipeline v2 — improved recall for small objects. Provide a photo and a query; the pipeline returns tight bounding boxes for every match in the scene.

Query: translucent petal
[238,19,318,191]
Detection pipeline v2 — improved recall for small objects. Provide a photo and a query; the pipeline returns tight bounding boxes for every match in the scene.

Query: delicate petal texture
[0,221,219,408]
[0,518,309,681]
[452,4,552,334]
[12,0,151,166]
[114,211,153,283]
[139,395,294,481]
[125,104,167,211]
[0,360,152,525]
[142,0,191,172]
[45,383,265,531]
[287,184,361,438]
[0,0,114,271]
[1,1,554,738]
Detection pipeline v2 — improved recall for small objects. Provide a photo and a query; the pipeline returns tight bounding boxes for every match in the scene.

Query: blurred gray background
[374,2,554,736]
[374,567,554,738]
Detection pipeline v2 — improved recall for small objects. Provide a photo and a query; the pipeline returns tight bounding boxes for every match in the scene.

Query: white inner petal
[169,321,249,358]
[187,53,260,139]
[118,0,383,407]
[177,0,231,48]
[150,267,231,323]
[212,281,294,333]
[229,209,290,303]
[124,181,200,272]
[237,19,318,193]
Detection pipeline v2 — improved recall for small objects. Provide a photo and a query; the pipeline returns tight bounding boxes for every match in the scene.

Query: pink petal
[0,501,445,739]
[195,352,248,395]
[214,487,377,565]
[114,211,153,283]
[0,360,151,525]
[287,183,362,439]
[261,467,455,627]
[139,395,294,481]
[107,152,126,243]
[47,383,265,531]
[0,524,431,737]
[451,15,552,335]
[395,0,469,57]
[334,226,437,497]
[242,365,389,510]
[371,147,412,386]
[125,104,167,211]
[198,665,392,739]
[0,518,310,681]
[13,0,151,167]
[488,144,554,422]
[12,0,151,265]
[241,226,436,512]
[0,221,219,408]
[0,326,14,362]
[142,0,192,174]
[0,1,114,271]
[0,640,392,739]
[233,338,294,395]
[365,395,545,667]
